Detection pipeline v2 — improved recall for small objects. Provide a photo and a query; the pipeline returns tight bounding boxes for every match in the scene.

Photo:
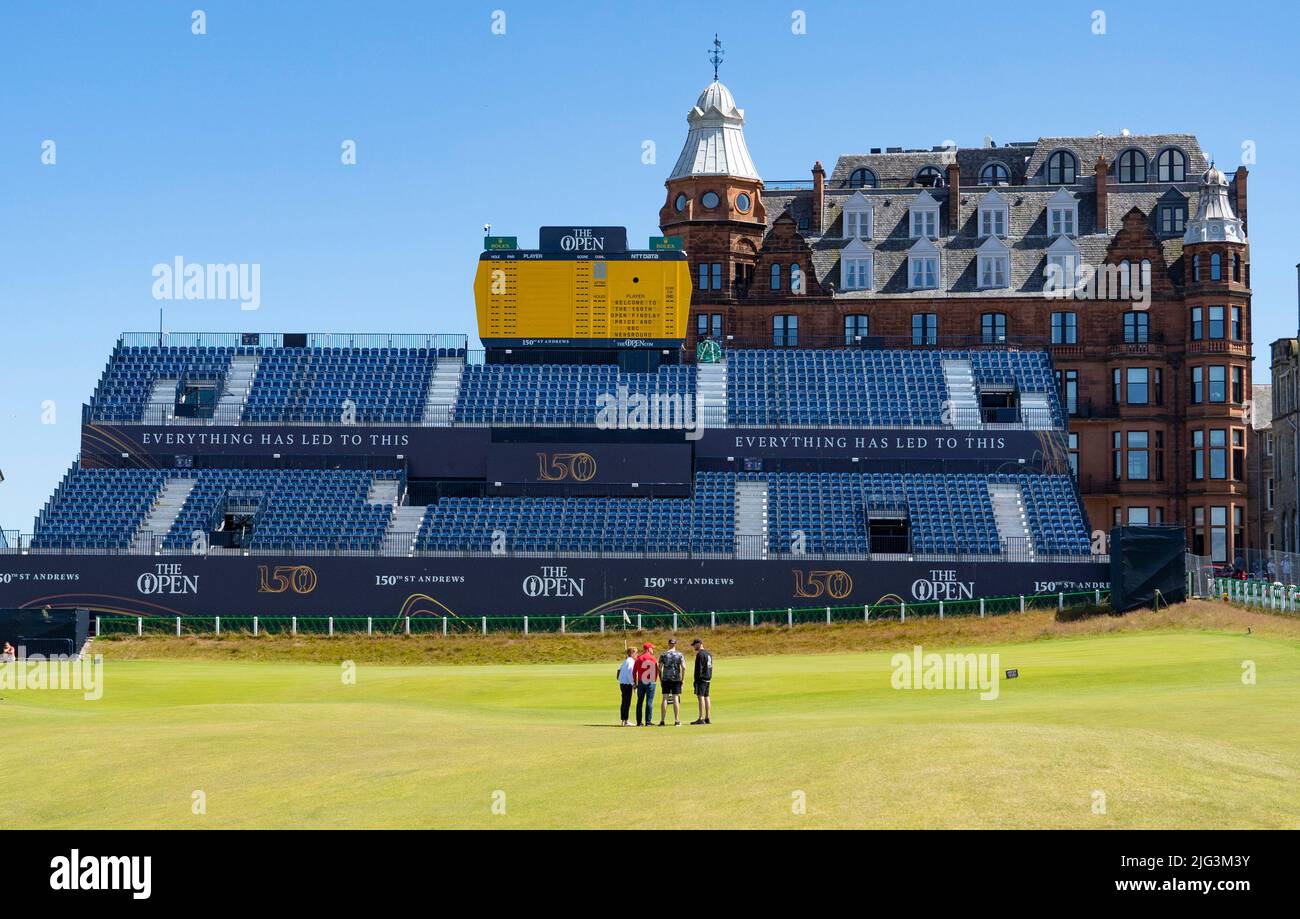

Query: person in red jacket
[633,642,659,727]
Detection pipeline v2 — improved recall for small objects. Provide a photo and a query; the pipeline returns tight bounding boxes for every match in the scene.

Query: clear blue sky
[2,0,1298,526]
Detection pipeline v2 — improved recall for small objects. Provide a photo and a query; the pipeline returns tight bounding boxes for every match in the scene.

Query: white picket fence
[1212,577,1300,613]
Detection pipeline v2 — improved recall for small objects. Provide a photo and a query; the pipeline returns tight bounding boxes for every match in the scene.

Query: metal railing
[89,588,1113,638]
[0,530,1105,564]
[117,331,469,351]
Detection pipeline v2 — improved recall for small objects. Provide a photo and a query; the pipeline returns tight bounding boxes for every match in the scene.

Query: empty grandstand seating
[89,345,234,422]
[411,471,1088,558]
[243,348,437,423]
[31,466,401,551]
[453,363,696,425]
[32,467,167,549]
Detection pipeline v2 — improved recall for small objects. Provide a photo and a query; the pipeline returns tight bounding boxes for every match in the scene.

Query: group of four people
[617,637,713,726]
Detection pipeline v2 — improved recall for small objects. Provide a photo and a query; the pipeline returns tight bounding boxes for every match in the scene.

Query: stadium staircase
[367,477,401,506]
[132,478,196,550]
[1018,392,1054,430]
[422,356,464,425]
[734,480,768,559]
[987,483,1035,559]
[695,360,727,428]
[941,359,979,429]
[215,354,260,421]
[381,505,426,555]
[141,379,179,424]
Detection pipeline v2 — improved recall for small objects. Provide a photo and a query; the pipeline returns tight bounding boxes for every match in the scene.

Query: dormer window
[979,162,1010,186]
[1046,150,1078,185]
[847,167,877,189]
[909,192,941,239]
[977,189,1009,238]
[908,237,941,290]
[1117,149,1147,183]
[1045,235,1081,291]
[1047,188,1078,237]
[977,236,1010,289]
[915,166,945,188]
[842,192,873,240]
[1156,148,1187,182]
[840,239,873,291]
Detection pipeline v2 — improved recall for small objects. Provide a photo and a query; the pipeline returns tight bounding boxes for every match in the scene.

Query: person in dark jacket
[690,638,713,725]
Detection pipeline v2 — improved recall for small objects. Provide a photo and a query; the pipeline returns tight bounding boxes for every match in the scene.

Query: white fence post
[560,615,566,634]
[481,616,487,634]
[749,610,754,628]
[524,616,529,635]
[442,616,448,636]
[176,616,181,637]
[637,613,642,631]
[938,601,944,620]
[710,610,716,629]
[404,616,409,635]
[367,616,373,635]
[1019,595,1025,614]
[215,616,221,636]
[864,604,869,621]
[292,616,297,635]
[979,598,985,618]
[900,602,906,622]
[787,608,793,628]
[253,616,258,636]
[1095,588,1101,605]
[1058,592,1064,610]
[673,612,678,632]
[826,606,831,625]
[137,616,142,637]
[328,616,334,636]
[95,615,100,637]
[600,614,605,633]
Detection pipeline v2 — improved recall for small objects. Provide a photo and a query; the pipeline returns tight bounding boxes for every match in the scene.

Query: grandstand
[0,228,1106,619]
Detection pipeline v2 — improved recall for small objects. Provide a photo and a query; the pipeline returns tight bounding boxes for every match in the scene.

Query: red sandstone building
[659,78,1253,562]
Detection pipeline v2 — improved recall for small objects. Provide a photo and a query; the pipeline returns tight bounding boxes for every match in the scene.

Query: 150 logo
[536,451,597,482]
[257,564,318,595]
[792,569,853,600]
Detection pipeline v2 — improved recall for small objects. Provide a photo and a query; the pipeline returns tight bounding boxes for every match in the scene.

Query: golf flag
[622,610,631,625]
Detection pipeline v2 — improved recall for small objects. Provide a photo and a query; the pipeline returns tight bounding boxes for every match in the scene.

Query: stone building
[660,76,1253,562]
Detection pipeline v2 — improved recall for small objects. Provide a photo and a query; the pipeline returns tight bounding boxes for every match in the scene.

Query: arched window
[770,263,782,290]
[1119,260,1132,298]
[915,166,944,187]
[790,263,803,294]
[848,168,877,189]
[1156,148,1187,183]
[979,162,1010,186]
[1140,259,1152,290]
[1047,150,1078,185]
[1117,149,1147,183]
[1211,253,1222,281]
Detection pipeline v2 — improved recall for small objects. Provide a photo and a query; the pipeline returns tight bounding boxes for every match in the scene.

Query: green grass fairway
[4,625,1299,828]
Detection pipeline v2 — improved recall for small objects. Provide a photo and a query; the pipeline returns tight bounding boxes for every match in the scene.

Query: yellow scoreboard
[474,226,692,348]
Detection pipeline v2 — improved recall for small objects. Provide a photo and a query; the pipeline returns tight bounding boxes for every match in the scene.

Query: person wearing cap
[616,647,636,726]
[690,638,713,725]
[657,638,686,726]
[633,642,660,727]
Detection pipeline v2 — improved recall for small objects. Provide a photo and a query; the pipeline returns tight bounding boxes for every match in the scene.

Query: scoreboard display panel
[473,226,691,348]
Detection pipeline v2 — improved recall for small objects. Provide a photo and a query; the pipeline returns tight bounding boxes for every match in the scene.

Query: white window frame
[842,191,874,241]
[908,191,941,240]
[977,189,1009,239]
[839,239,873,291]
[907,237,941,290]
[976,235,1010,289]
[1047,187,1078,238]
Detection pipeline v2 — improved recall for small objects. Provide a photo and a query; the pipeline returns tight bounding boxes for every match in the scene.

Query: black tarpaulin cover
[1109,526,1186,612]
[0,607,89,655]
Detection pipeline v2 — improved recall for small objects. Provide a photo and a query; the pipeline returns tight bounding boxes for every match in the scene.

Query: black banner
[0,554,1109,618]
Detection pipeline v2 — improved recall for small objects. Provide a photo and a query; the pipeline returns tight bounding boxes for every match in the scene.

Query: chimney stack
[811,161,825,233]
[946,162,961,235]
[1234,166,1249,235]
[1094,155,1108,234]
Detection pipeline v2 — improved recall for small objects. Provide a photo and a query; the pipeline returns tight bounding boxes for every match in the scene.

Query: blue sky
[1,0,1298,525]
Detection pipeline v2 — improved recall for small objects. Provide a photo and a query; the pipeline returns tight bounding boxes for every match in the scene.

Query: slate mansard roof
[763,135,1237,299]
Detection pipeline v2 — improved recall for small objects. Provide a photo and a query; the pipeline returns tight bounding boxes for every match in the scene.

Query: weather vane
[708,34,724,82]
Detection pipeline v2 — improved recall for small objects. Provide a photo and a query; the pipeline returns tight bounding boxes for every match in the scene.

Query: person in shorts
[657,638,685,726]
[690,638,713,725]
